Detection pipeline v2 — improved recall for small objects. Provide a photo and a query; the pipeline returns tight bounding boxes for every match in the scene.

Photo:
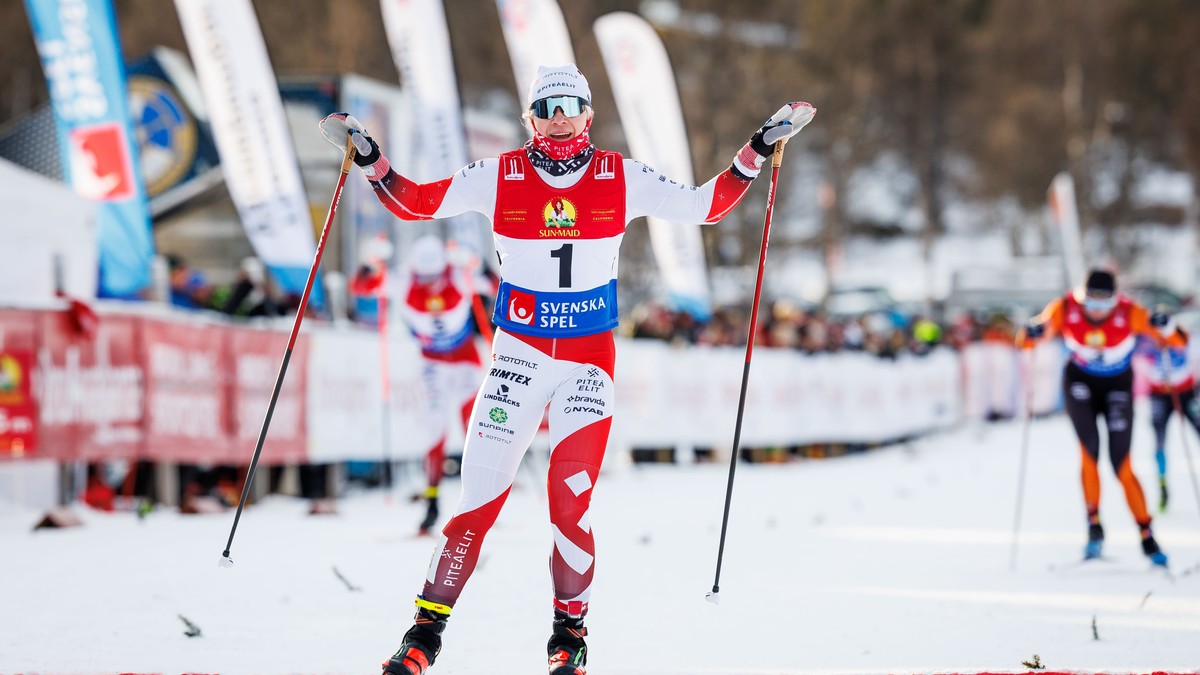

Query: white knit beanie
[527,64,591,106]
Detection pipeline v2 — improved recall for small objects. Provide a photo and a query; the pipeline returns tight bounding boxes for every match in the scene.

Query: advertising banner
[141,318,229,463]
[36,310,143,462]
[226,326,307,466]
[379,0,489,258]
[24,0,154,298]
[306,326,436,463]
[495,0,576,110]
[595,12,712,319]
[174,0,319,302]
[125,48,222,215]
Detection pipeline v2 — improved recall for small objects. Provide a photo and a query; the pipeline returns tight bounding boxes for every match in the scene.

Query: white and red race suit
[397,265,487,491]
[366,145,754,616]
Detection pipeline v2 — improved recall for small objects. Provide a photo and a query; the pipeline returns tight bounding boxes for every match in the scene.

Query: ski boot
[1083,521,1104,560]
[1140,527,1169,568]
[547,609,588,675]
[417,487,439,536]
[382,600,450,675]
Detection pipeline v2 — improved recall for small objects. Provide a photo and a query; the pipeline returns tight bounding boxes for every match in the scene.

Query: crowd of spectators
[622,298,1021,358]
[166,253,302,318]
[164,250,1027,360]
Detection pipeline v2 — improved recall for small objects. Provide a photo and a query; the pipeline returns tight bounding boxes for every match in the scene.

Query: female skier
[322,63,813,675]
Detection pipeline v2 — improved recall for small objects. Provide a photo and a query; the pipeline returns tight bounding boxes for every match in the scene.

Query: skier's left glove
[319,113,390,178]
[731,102,816,180]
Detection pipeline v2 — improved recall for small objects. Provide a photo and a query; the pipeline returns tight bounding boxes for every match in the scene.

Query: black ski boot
[382,604,449,675]
[1084,521,1104,560]
[418,496,439,536]
[547,610,587,675]
[1140,526,1169,568]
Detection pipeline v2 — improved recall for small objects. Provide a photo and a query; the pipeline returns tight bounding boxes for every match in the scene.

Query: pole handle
[772,139,787,168]
[341,135,358,173]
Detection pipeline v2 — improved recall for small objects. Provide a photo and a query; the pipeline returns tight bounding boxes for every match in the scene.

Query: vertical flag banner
[595,12,712,319]
[173,0,318,300]
[24,0,154,298]
[340,74,412,321]
[495,0,576,117]
[379,0,488,259]
[1048,172,1086,287]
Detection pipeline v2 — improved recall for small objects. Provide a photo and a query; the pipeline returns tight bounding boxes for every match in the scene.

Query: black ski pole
[706,139,787,604]
[219,135,357,568]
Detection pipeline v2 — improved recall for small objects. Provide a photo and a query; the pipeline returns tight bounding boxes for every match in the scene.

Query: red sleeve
[370,170,454,221]
[704,168,754,223]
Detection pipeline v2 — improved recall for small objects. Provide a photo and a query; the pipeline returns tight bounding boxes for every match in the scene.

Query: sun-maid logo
[507,288,536,325]
[544,198,577,228]
[1085,330,1106,347]
[426,296,446,311]
[488,407,508,424]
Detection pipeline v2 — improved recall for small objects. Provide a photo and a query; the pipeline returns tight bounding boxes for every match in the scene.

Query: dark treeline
[2,0,1198,273]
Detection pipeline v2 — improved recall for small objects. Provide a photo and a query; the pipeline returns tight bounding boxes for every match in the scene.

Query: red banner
[37,310,143,462]
[141,318,231,463]
[225,326,308,466]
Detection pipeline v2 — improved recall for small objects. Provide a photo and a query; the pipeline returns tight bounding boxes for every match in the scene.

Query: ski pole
[219,135,357,568]
[1009,344,1037,571]
[1161,347,1200,520]
[707,139,786,605]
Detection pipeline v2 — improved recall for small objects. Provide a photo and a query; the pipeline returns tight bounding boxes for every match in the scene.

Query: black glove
[1150,311,1171,329]
[1025,322,1046,340]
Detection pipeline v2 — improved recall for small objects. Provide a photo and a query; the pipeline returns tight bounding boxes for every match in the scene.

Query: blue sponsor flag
[24,0,154,298]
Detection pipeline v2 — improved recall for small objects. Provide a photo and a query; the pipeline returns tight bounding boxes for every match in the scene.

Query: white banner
[960,340,1064,420]
[595,12,713,319]
[1048,172,1086,289]
[306,326,438,463]
[173,0,316,297]
[495,0,575,109]
[613,342,962,450]
[379,0,489,258]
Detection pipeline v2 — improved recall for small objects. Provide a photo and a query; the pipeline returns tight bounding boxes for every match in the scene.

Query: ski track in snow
[2,405,1199,674]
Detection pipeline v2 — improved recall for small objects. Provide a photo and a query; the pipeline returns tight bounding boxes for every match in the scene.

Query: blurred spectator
[83,463,115,512]
[219,257,285,317]
[166,254,212,309]
[910,316,943,355]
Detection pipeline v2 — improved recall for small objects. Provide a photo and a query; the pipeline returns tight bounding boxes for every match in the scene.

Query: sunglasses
[529,95,589,120]
[1083,294,1117,313]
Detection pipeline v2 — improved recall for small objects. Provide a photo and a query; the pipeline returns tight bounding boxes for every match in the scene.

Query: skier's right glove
[731,102,816,180]
[319,113,389,178]
[1019,321,1045,348]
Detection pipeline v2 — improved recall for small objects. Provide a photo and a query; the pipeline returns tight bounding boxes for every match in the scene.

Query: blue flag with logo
[24,0,154,298]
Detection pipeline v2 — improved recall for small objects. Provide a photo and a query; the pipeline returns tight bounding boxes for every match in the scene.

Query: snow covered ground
[3,406,1200,674]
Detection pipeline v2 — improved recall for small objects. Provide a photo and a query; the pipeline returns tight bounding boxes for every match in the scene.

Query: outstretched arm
[320,113,497,222]
[1132,303,1187,348]
[1018,297,1065,347]
[626,102,815,225]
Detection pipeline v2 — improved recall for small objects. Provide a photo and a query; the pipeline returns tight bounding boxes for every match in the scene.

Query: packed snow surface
[3,407,1199,674]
